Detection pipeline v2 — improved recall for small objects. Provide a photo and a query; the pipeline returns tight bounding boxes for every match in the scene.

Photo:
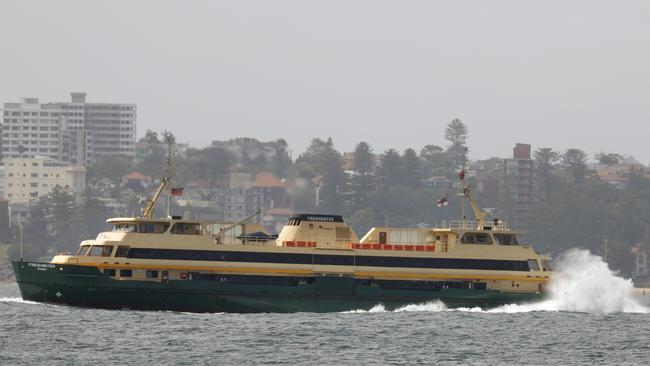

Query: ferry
[12,147,551,313]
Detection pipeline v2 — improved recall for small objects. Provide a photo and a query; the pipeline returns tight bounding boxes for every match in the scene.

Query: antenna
[459,147,468,221]
[164,132,174,218]
[457,146,490,230]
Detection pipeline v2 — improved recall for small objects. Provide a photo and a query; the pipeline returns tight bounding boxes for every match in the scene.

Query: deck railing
[435,220,510,231]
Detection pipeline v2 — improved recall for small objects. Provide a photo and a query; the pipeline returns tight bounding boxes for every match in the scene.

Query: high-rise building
[502,143,534,226]
[1,92,136,166]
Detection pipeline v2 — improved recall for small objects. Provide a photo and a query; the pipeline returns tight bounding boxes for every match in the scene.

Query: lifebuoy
[180,272,188,280]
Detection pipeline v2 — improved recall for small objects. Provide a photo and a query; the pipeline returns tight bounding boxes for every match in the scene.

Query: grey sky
[2,1,649,163]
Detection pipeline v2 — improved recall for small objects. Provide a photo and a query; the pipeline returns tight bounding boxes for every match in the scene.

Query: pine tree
[401,148,423,188]
[297,138,346,213]
[351,142,375,206]
[562,148,590,183]
[533,147,560,201]
[445,119,469,171]
[420,144,451,177]
[377,149,401,188]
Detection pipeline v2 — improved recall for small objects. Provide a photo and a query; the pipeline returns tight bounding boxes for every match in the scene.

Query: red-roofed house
[122,171,152,192]
[251,171,289,210]
[251,171,286,188]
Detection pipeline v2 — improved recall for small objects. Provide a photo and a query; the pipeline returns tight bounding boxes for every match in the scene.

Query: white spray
[345,249,649,314]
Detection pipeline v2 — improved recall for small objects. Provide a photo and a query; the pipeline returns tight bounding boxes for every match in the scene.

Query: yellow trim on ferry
[79,262,549,283]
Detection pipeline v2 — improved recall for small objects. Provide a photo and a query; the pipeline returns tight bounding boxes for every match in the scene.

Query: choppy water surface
[2,250,650,365]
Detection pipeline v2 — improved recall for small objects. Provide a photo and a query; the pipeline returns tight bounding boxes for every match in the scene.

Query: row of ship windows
[77,245,550,272]
[112,222,202,235]
[103,268,159,279]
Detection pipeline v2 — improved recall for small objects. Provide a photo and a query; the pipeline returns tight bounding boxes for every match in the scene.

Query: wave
[344,249,649,315]
[0,297,41,305]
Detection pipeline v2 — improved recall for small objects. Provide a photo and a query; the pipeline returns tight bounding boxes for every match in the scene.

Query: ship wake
[0,297,41,305]
[345,249,649,315]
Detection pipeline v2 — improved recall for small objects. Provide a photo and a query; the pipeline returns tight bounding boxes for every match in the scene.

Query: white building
[1,92,136,165]
[2,156,86,204]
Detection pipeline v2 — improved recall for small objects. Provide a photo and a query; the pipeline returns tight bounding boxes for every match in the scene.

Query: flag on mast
[458,169,465,181]
[171,187,184,196]
[436,196,448,207]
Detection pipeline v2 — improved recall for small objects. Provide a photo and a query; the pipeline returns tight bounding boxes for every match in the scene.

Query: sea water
[1,249,649,365]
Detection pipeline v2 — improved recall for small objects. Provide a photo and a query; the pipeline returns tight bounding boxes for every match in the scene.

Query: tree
[420,144,451,177]
[533,148,560,200]
[351,142,375,206]
[78,187,111,240]
[7,197,52,260]
[401,148,423,188]
[297,137,346,213]
[596,152,623,166]
[270,139,292,178]
[562,148,590,183]
[47,185,78,252]
[87,155,134,183]
[445,119,469,170]
[142,129,160,144]
[176,147,233,198]
[376,149,401,188]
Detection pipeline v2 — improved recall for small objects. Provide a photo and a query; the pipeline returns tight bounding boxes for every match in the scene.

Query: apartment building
[2,156,86,204]
[502,143,534,226]
[1,93,136,165]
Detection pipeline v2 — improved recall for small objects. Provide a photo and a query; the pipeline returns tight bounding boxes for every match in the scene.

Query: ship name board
[28,263,55,271]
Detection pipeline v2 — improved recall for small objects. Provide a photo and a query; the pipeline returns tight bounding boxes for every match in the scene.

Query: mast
[141,132,174,218]
[457,146,490,229]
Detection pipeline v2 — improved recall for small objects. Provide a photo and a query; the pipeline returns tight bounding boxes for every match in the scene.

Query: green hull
[12,261,543,313]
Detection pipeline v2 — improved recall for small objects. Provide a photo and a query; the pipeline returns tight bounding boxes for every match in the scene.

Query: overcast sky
[1,1,649,163]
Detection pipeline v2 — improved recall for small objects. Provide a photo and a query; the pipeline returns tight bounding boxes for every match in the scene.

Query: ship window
[170,222,202,235]
[527,259,539,271]
[120,269,132,277]
[460,233,493,245]
[104,269,116,276]
[115,246,130,257]
[494,234,519,246]
[112,223,137,232]
[89,245,114,257]
[146,270,159,278]
[77,245,91,256]
[138,222,170,234]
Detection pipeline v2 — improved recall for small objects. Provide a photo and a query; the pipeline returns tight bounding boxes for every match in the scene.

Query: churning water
[1,250,649,365]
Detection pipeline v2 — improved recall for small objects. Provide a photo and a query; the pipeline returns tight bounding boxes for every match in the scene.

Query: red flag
[458,169,465,181]
[171,187,184,196]
[436,196,448,207]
